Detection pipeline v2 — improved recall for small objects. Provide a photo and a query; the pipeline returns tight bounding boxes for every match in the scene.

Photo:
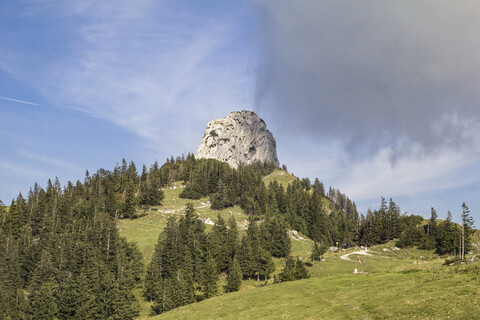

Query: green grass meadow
[118,171,480,319]
[150,264,479,320]
[263,169,297,190]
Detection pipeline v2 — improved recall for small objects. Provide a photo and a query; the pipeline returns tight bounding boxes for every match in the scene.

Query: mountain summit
[195,110,280,168]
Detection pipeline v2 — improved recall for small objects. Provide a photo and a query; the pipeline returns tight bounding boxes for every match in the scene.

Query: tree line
[0,154,475,318]
[0,172,144,319]
[169,156,476,258]
[143,203,296,314]
[396,203,475,258]
[176,157,359,248]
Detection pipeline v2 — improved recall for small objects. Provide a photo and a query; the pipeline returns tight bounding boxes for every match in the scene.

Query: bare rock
[196,110,280,168]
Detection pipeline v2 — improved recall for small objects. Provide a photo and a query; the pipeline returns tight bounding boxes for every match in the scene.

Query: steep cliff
[195,111,280,168]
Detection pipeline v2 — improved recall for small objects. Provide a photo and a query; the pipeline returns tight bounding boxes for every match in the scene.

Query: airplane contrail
[0,95,39,106]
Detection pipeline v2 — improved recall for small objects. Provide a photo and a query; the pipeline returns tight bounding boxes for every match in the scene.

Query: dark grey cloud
[252,0,480,157]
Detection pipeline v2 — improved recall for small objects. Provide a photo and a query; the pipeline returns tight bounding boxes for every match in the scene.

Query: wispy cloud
[2,0,478,220]
[16,149,81,173]
[339,144,480,200]
[278,107,480,216]
[26,1,255,156]
[0,160,49,182]
[0,96,38,106]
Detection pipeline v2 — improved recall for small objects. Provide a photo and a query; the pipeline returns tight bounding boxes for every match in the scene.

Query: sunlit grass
[148,263,480,320]
[118,176,480,320]
[262,169,297,190]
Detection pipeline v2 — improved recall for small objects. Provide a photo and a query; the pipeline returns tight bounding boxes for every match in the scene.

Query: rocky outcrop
[195,110,280,168]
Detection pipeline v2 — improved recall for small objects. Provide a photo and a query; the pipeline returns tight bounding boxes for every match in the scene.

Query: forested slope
[1,155,477,319]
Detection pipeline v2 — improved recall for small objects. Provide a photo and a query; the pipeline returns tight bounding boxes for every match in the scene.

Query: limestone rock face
[195,111,280,168]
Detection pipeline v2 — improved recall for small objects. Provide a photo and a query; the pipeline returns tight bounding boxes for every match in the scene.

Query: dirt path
[340,250,373,261]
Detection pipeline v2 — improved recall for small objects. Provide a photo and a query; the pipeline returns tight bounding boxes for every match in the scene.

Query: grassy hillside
[149,264,480,320]
[119,169,299,263]
[263,169,297,190]
[118,171,315,318]
[118,187,249,263]
[118,173,480,320]
[146,239,480,319]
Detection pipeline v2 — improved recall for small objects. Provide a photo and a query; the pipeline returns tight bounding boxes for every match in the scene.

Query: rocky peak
[195,110,280,168]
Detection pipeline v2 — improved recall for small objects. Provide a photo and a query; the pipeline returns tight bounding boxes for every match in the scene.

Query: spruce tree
[28,282,58,320]
[57,274,79,319]
[225,255,242,293]
[178,257,195,306]
[238,235,255,279]
[0,200,6,225]
[262,218,291,258]
[256,248,275,281]
[294,257,309,280]
[435,211,456,255]
[278,256,296,282]
[311,240,328,266]
[421,207,438,250]
[461,202,474,260]
[210,214,229,273]
[278,256,309,282]
[201,251,218,299]
[123,183,138,218]
[226,217,239,260]
[110,276,139,320]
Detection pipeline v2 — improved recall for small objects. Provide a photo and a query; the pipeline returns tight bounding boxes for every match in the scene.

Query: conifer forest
[0,156,476,318]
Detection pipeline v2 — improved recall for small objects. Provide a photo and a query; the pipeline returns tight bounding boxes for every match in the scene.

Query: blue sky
[1,0,479,224]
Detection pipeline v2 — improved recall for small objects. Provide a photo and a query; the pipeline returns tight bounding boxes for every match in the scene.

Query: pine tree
[28,282,58,320]
[294,257,309,280]
[421,207,438,250]
[123,183,138,218]
[313,178,325,197]
[256,247,275,281]
[461,202,474,260]
[110,275,139,320]
[57,273,79,319]
[75,263,102,319]
[262,218,291,258]
[238,234,255,279]
[178,257,195,306]
[0,232,25,319]
[278,256,308,282]
[277,256,296,282]
[7,198,21,237]
[387,198,401,240]
[225,255,242,293]
[210,214,229,273]
[201,252,218,299]
[0,200,7,225]
[238,218,275,280]
[311,240,328,266]
[226,217,239,260]
[429,207,438,236]
[435,211,457,255]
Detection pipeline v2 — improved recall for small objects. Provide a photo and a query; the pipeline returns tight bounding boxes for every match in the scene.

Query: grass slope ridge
[150,265,480,320]
[263,169,297,190]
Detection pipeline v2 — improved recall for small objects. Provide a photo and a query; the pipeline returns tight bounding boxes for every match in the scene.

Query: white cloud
[252,0,480,219]
[340,145,480,200]
[0,96,38,106]
[16,149,81,173]
[33,1,254,156]
[0,160,50,182]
